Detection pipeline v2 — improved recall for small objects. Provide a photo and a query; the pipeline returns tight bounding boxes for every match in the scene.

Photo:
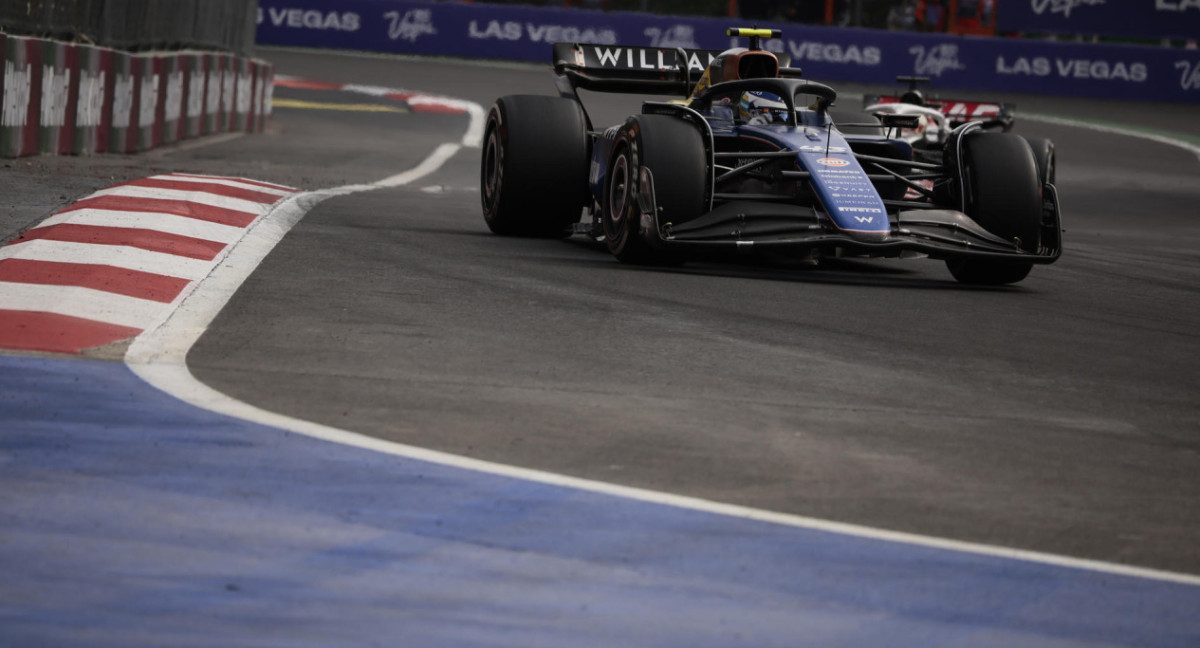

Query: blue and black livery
[480,28,1062,285]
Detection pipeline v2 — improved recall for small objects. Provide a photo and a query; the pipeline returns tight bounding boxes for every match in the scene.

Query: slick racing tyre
[947,132,1042,285]
[481,95,588,237]
[1024,136,1056,186]
[603,115,706,264]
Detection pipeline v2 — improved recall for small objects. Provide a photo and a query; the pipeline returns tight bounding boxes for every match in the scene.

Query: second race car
[856,75,1054,185]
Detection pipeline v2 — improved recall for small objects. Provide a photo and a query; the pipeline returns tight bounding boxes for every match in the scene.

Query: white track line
[1025,112,1200,162]
[301,80,485,148]
[125,141,463,367]
[0,240,213,279]
[339,83,400,97]
[123,96,1200,588]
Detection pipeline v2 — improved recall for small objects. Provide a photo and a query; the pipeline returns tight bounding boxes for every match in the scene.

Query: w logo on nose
[854,216,874,223]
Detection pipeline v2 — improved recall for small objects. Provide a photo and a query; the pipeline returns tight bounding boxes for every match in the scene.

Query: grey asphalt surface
[6,47,1199,575]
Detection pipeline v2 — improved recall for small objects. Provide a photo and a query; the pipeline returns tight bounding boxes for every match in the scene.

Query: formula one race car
[857,76,1054,184]
[865,75,1014,136]
[480,28,1062,284]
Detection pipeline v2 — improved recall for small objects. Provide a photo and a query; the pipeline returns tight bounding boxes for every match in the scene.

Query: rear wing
[863,77,1014,131]
[552,43,724,96]
[864,94,1016,130]
[553,43,730,77]
[552,42,795,97]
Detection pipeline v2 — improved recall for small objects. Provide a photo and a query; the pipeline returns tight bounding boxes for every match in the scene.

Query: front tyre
[603,115,706,264]
[1024,136,1056,186]
[481,95,588,237]
[947,132,1041,285]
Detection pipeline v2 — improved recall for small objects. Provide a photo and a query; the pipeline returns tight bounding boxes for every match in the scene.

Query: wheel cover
[608,152,630,230]
[482,126,502,211]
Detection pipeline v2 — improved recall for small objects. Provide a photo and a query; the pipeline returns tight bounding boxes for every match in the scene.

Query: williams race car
[480,28,1062,285]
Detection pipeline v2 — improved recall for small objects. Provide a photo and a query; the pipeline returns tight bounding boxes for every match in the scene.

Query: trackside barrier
[0,32,274,158]
[2,33,37,157]
[255,0,1200,104]
[0,0,257,58]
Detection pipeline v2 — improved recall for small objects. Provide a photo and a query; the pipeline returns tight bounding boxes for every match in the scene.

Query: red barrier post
[233,56,251,132]
[160,54,185,146]
[183,52,205,140]
[136,55,160,151]
[2,35,42,158]
[39,40,74,155]
[109,50,137,153]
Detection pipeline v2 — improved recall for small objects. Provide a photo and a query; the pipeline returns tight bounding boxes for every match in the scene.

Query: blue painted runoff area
[1,354,1197,647]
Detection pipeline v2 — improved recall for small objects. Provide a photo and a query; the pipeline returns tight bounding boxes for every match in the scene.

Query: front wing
[640,188,1063,263]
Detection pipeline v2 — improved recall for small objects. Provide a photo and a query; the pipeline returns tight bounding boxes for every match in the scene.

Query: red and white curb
[274,76,485,146]
[0,174,300,354]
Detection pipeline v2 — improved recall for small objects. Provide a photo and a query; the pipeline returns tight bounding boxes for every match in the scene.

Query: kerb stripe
[0,259,190,303]
[117,178,287,204]
[38,209,245,244]
[0,172,301,354]
[57,196,258,227]
[16,224,226,261]
[0,310,142,354]
[153,174,296,195]
[0,240,215,280]
[0,282,167,329]
[91,186,266,214]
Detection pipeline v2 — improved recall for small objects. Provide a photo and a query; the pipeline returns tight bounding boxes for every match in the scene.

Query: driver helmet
[738,91,788,125]
[900,89,925,106]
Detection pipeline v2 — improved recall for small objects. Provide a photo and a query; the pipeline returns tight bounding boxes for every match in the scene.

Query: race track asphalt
[2,46,1198,644]
[183,49,1200,574]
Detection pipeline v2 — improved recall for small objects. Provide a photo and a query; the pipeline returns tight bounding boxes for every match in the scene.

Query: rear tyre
[946,132,1041,285]
[603,115,706,264]
[481,95,588,237]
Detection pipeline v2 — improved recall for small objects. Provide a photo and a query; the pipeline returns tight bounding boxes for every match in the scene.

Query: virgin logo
[386,9,436,42]
[909,44,965,77]
[1177,60,1200,90]
[1031,0,1106,18]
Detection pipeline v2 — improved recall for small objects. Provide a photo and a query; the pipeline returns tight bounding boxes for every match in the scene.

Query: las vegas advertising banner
[997,0,1200,42]
[255,0,1200,103]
